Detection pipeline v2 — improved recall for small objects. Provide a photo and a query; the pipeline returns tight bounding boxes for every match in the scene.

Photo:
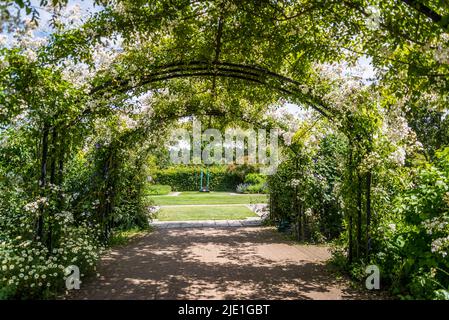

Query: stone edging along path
[150,218,263,229]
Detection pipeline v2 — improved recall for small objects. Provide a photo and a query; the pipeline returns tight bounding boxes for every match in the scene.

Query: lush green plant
[369,148,449,299]
[245,184,267,194]
[146,184,172,195]
[244,173,266,185]
[267,131,346,243]
[238,173,268,194]
[0,218,102,299]
[109,227,149,247]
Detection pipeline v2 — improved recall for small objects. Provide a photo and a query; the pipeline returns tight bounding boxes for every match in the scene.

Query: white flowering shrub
[0,223,102,299]
[0,160,103,299]
[267,132,347,242]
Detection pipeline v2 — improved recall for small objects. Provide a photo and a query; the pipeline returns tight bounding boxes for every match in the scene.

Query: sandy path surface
[66,226,374,300]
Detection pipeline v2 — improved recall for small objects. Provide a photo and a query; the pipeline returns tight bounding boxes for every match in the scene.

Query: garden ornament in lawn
[199,168,210,192]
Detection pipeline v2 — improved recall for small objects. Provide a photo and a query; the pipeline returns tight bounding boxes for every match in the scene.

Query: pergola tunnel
[1,0,449,301]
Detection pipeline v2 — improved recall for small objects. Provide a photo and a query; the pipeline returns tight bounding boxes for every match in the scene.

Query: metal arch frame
[89,60,333,119]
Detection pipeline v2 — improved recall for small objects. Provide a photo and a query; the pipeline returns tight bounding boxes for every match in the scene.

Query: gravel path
[66,226,375,300]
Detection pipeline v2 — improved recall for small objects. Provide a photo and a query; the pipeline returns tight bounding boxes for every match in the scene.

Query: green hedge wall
[152,166,243,191]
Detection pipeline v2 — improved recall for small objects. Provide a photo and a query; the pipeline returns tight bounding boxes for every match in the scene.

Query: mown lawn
[156,205,258,221]
[148,191,267,205]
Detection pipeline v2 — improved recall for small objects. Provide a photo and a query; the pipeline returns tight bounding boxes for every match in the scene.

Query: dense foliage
[1,0,449,300]
[236,173,268,194]
[372,148,449,299]
[268,131,347,242]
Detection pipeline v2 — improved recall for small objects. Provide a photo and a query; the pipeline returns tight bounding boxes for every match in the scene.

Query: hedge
[152,166,243,191]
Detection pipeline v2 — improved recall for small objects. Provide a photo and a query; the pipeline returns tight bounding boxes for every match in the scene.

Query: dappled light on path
[67,227,375,300]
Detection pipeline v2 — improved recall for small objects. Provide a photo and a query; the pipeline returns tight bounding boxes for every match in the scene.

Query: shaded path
[67,226,375,300]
